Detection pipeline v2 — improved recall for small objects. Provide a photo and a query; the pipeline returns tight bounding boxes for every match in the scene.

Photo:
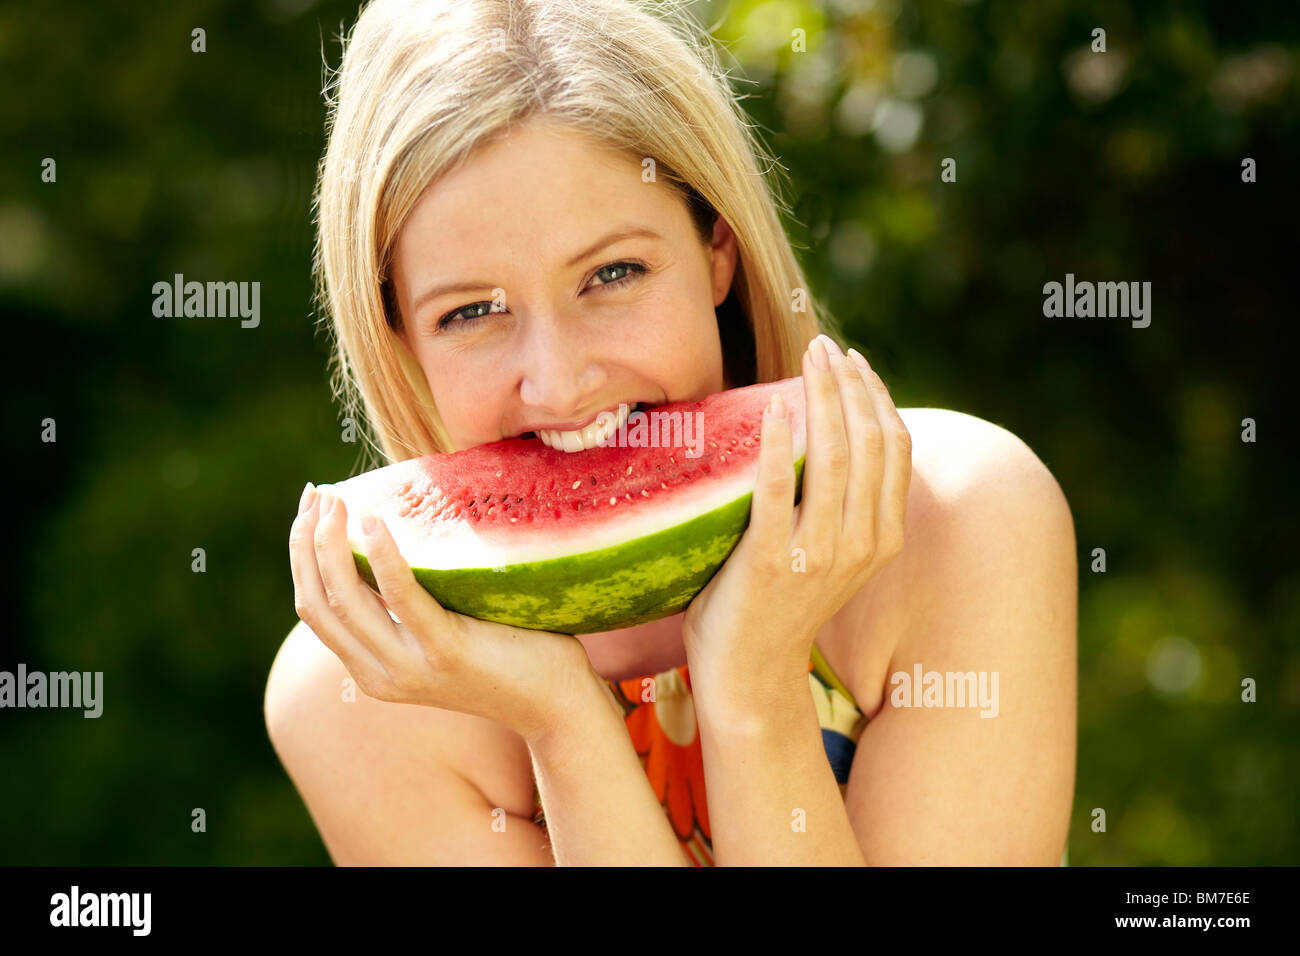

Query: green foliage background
[1,0,1295,864]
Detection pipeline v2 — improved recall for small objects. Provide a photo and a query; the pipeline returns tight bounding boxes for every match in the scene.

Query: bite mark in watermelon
[326,377,807,634]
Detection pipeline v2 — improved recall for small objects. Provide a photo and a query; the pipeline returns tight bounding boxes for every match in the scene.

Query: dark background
[1,0,1295,864]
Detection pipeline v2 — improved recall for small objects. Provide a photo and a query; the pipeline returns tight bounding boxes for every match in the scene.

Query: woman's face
[389,117,739,452]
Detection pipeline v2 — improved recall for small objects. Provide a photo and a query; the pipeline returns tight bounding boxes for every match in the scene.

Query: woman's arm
[527,663,691,866]
[694,672,869,865]
[679,337,907,865]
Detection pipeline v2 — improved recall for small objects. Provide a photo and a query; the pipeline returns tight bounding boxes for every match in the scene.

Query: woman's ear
[710,216,739,308]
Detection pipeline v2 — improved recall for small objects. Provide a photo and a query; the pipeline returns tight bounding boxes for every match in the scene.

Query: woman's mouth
[519,402,646,452]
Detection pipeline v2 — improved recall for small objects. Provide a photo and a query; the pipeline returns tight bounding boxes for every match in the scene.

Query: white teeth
[539,403,634,453]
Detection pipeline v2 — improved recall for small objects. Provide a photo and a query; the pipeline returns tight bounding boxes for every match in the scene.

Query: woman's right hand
[289,482,593,744]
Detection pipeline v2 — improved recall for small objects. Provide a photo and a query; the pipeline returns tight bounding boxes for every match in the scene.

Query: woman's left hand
[681,334,912,716]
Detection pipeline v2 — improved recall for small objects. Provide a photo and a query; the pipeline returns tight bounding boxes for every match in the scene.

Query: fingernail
[767,393,786,419]
[298,482,316,513]
[808,336,829,371]
[360,510,377,536]
[847,347,869,370]
[318,489,333,515]
[819,334,844,360]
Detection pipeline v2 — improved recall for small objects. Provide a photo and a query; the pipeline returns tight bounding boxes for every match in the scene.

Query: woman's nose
[515,316,608,412]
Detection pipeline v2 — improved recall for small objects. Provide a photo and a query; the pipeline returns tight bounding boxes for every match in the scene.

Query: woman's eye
[588,260,647,288]
[436,300,495,331]
[436,260,648,331]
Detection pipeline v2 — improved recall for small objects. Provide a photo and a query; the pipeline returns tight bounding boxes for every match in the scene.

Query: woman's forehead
[393,129,691,271]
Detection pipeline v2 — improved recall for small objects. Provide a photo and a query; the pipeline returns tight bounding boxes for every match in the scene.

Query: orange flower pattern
[532,641,868,865]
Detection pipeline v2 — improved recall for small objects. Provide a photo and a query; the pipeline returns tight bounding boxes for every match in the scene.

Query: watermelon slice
[325,377,807,634]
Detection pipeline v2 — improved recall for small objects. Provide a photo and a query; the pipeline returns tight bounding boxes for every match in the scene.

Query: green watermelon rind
[352,455,805,635]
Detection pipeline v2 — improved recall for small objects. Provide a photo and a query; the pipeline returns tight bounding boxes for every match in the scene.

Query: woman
[265,0,1077,866]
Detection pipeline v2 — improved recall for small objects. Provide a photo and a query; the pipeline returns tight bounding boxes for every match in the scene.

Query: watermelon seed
[625,465,633,476]
[731,438,738,445]
[496,471,502,478]
[709,441,717,448]
[743,440,752,447]
[486,506,494,515]
[625,493,632,501]
[660,482,668,490]
[589,476,597,486]
[669,456,676,464]
[574,502,583,510]
[609,497,617,506]
[509,516,518,522]
[641,489,650,497]
[571,480,582,490]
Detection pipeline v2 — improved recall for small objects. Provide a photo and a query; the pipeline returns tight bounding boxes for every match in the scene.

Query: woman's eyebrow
[409,225,665,316]
[562,225,665,268]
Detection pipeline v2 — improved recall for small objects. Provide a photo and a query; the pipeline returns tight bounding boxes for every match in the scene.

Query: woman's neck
[575,612,689,683]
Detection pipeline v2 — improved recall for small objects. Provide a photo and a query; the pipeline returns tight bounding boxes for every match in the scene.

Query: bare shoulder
[264,620,541,851]
[840,407,1076,714]
[265,621,537,810]
[892,406,1076,623]
[899,407,1072,510]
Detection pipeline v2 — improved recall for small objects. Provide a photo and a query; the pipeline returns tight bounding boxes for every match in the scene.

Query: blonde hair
[313,0,837,467]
